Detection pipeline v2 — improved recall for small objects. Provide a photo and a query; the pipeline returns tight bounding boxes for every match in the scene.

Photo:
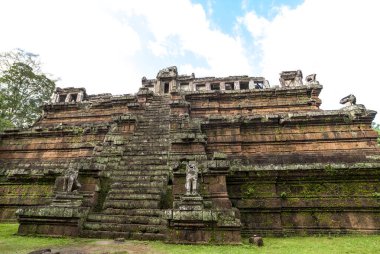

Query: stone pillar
[249,80,255,89]
[169,90,190,116]
[205,82,211,91]
[137,87,154,104]
[234,81,239,90]
[220,82,226,90]
[165,156,241,244]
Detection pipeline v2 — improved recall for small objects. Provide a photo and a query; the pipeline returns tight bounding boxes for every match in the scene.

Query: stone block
[249,235,264,246]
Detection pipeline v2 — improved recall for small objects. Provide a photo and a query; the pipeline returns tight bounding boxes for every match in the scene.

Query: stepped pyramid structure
[1,66,380,243]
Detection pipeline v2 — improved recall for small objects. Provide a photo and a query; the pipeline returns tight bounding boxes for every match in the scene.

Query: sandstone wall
[0,94,144,221]
[227,163,380,235]
[1,84,379,237]
[202,113,378,164]
[185,85,321,118]
[175,85,380,235]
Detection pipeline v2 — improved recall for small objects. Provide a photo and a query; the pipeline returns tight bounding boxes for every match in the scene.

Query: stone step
[132,132,169,136]
[111,175,167,182]
[83,222,167,234]
[124,142,169,147]
[140,116,169,119]
[111,170,168,176]
[124,149,168,156]
[110,181,165,189]
[109,188,162,195]
[119,159,168,166]
[110,175,167,182]
[107,193,161,200]
[103,208,163,217]
[123,151,169,157]
[112,165,168,171]
[120,154,168,160]
[135,119,169,123]
[86,214,167,225]
[123,145,169,151]
[112,165,168,170]
[120,160,168,165]
[103,200,161,209]
[81,229,167,241]
[110,174,168,180]
[136,119,169,122]
[126,140,169,145]
[130,134,168,140]
[128,137,169,141]
[128,140,169,144]
[136,125,169,129]
[137,121,169,124]
[108,178,166,186]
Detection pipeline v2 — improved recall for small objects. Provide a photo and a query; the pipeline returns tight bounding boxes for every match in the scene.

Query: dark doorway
[69,94,77,102]
[240,82,249,90]
[225,82,234,90]
[164,83,170,93]
[211,83,220,90]
[58,94,67,103]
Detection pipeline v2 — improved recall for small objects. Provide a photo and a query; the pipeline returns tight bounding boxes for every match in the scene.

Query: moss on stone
[241,183,256,199]
[160,185,173,209]
[93,177,110,212]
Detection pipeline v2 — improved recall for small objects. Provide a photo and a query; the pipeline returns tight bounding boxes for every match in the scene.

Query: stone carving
[249,235,264,247]
[263,80,270,88]
[62,169,81,193]
[340,94,356,106]
[185,162,198,195]
[157,66,178,79]
[51,87,86,103]
[279,70,303,87]
[305,74,318,84]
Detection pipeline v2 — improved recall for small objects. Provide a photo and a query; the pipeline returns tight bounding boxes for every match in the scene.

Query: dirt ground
[49,240,165,254]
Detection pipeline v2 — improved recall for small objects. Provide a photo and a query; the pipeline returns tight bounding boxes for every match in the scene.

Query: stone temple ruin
[0,66,379,244]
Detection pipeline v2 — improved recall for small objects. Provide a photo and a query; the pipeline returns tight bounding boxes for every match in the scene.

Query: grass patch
[151,235,380,254]
[2,223,380,254]
[0,224,94,254]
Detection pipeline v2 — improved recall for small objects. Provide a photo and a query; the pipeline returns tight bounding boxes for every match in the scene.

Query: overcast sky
[1,0,379,122]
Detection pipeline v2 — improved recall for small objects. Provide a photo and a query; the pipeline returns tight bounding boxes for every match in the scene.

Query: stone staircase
[82,95,171,240]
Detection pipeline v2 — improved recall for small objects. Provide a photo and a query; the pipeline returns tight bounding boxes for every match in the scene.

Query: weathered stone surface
[0,67,379,241]
[249,236,264,246]
[27,248,52,254]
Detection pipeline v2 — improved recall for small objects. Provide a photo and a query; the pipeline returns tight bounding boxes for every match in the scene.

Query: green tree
[372,122,380,145]
[0,49,55,130]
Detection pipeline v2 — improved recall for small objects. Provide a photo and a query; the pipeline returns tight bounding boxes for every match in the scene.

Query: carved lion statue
[340,94,356,106]
[62,169,82,193]
[156,66,178,79]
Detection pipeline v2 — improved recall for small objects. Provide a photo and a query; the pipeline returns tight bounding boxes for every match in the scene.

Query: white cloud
[242,0,380,122]
[0,0,253,95]
[0,0,143,95]
[241,0,249,11]
[107,0,252,76]
[1,0,378,123]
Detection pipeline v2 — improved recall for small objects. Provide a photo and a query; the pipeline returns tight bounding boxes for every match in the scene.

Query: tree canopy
[373,122,380,145]
[0,49,55,131]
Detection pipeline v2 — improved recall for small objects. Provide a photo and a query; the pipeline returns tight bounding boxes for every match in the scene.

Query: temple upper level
[50,66,321,105]
[140,66,320,94]
[141,66,270,94]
